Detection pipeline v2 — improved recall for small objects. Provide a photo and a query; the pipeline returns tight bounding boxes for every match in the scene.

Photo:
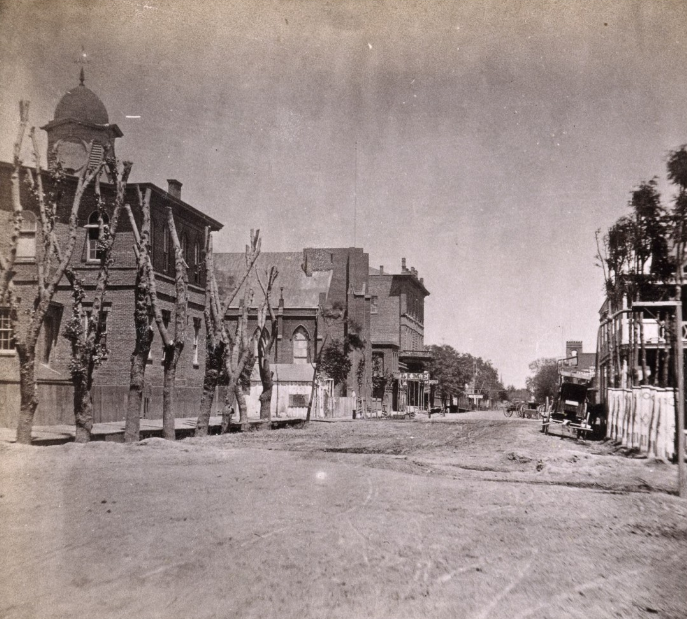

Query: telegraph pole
[676,282,686,498]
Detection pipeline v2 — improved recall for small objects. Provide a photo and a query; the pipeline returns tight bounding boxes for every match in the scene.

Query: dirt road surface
[1,411,686,619]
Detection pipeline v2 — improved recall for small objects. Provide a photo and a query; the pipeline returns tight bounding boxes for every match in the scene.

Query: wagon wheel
[504,407,514,418]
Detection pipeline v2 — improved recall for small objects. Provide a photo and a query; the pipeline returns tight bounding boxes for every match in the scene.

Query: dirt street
[1,411,686,619]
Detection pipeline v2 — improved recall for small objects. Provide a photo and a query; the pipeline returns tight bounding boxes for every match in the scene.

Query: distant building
[214,247,373,414]
[563,340,596,374]
[369,258,431,411]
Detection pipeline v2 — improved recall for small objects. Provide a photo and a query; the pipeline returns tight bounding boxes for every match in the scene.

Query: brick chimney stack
[401,257,406,272]
[167,179,183,200]
[379,265,384,274]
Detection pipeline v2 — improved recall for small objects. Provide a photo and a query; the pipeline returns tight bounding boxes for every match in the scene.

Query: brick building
[369,258,431,411]
[0,73,222,428]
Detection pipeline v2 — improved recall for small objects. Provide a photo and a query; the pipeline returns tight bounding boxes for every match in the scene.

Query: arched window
[86,211,109,262]
[16,211,37,262]
[292,327,310,364]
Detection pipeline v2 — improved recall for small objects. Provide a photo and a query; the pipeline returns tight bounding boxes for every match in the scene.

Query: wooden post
[675,291,686,498]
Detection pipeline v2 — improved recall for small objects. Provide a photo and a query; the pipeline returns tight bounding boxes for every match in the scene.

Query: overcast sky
[2,0,687,386]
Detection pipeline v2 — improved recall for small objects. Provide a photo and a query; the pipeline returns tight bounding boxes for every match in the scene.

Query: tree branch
[220,228,261,315]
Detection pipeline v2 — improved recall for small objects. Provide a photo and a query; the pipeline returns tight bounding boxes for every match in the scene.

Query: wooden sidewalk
[0,416,307,446]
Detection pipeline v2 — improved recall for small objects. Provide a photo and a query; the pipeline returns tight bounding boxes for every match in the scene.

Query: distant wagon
[541,366,600,439]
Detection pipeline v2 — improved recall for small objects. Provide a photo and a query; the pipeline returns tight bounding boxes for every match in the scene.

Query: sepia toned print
[0,2,686,618]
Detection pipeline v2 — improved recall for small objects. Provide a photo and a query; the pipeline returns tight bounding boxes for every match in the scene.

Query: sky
[1,0,687,387]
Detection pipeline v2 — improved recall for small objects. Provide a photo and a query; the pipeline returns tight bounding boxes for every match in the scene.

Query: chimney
[401,257,406,272]
[379,265,384,275]
[167,179,182,200]
[420,277,424,284]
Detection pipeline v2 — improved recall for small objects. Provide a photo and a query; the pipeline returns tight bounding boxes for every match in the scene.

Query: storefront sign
[398,372,431,381]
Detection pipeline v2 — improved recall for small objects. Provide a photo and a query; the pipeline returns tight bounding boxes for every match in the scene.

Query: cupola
[41,69,123,176]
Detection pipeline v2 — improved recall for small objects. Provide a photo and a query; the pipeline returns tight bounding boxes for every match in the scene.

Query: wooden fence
[606,386,676,461]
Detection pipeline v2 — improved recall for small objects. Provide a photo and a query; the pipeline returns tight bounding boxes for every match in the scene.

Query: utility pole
[675,283,686,498]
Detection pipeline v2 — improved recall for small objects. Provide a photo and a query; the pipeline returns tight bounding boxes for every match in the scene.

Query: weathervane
[74,45,89,85]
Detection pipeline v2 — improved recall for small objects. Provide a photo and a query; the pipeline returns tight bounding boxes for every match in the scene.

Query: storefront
[396,371,431,412]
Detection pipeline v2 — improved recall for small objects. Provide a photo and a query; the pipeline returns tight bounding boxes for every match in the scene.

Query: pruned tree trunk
[255,267,279,421]
[15,343,39,445]
[125,334,152,442]
[162,353,178,439]
[258,360,274,420]
[124,189,155,443]
[197,342,225,436]
[73,378,94,444]
[234,382,249,424]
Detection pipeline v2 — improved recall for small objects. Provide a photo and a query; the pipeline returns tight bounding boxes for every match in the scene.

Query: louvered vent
[88,143,104,170]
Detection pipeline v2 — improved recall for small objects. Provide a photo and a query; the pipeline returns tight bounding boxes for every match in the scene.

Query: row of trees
[0,102,284,444]
[596,146,687,388]
[427,344,505,406]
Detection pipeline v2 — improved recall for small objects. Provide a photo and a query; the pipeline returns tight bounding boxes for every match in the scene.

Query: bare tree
[256,267,279,420]
[63,158,132,442]
[1,102,105,444]
[195,229,261,437]
[123,188,156,443]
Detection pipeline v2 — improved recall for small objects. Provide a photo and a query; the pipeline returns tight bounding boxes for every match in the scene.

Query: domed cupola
[42,69,123,176]
[54,80,110,125]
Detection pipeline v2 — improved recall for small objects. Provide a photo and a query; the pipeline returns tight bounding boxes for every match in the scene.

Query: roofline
[0,162,222,231]
[128,182,223,231]
[370,271,430,296]
[41,118,123,138]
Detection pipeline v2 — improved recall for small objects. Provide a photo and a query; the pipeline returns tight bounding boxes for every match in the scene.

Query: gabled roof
[214,252,332,309]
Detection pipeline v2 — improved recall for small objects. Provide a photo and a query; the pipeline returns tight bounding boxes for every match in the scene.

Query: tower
[41,68,122,175]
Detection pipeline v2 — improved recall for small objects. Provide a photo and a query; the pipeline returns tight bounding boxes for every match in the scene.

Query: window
[192,317,201,367]
[193,241,200,284]
[86,211,109,262]
[181,234,189,265]
[82,307,108,354]
[370,295,378,314]
[16,211,37,262]
[289,393,309,408]
[162,226,169,272]
[161,310,171,362]
[292,327,309,364]
[372,352,384,376]
[42,305,64,365]
[147,318,155,364]
[42,315,55,364]
[0,308,13,352]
